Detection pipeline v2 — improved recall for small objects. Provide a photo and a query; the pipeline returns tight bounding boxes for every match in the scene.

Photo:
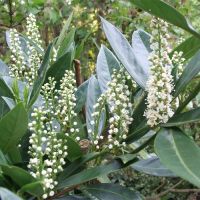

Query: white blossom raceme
[9,28,26,80]
[144,18,174,127]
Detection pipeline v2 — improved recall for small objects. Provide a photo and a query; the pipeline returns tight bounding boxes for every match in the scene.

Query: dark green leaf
[132,156,176,177]
[75,80,89,113]
[155,127,200,187]
[0,77,14,99]
[0,103,28,153]
[0,97,10,119]
[28,43,53,108]
[170,36,200,60]
[82,183,143,200]
[45,51,72,87]
[96,45,120,93]
[174,50,200,97]
[57,160,123,189]
[131,0,200,39]
[0,165,35,187]
[66,136,82,162]
[163,107,200,127]
[19,181,43,197]
[0,150,8,165]
[101,17,149,89]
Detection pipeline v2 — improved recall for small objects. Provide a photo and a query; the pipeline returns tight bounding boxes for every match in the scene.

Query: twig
[169,188,200,193]
[145,180,183,200]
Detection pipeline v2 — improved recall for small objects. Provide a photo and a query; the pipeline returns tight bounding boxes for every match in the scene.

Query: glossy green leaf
[75,80,89,113]
[55,195,89,200]
[170,36,200,61]
[82,184,143,200]
[86,76,106,138]
[96,45,120,93]
[0,150,7,165]
[58,152,101,182]
[155,127,200,187]
[174,50,200,98]
[116,154,136,164]
[28,43,53,108]
[131,0,200,39]
[0,103,28,153]
[163,107,200,127]
[66,136,82,162]
[57,160,123,189]
[0,165,35,187]
[19,181,43,197]
[45,51,72,87]
[101,17,149,89]
[132,156,176,177]
[0,187,22,200]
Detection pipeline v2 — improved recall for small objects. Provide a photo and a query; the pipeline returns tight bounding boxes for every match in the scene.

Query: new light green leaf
[155,127,200,187]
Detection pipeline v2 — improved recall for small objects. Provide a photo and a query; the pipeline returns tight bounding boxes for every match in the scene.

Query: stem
[8,0,13,27]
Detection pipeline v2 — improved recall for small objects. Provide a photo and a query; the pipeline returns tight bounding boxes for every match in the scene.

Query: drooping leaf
[163,107,200,127]
[86,76,106,138]
[28,43,53,108]
[0,187,22,200]
[0,103,28,153]
[170,36,200,61]
[0,165,35,187]
[131,0,200,39]
[132,156,176,177]
[75,80,89,113]
[174,50,200,98]
[96,45,120,93]
[82,184,143,200]
[57,160,123,189]
[155,127,200,187]
[101,17,149,89]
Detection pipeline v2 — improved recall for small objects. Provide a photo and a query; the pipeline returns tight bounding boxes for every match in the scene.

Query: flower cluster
[171,51,185,78]
[90,69,133,150]
[9,29,26,80]
[55,70,80,138]
[144,18,174,127]
[26,13,43,85]
[28,107,68,199]
[106,69,133,149]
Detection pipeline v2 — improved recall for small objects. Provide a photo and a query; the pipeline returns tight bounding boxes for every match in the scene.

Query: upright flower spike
[55,70,80,138]
[25,13,43,85]
[9,28,26,80]
[28,106,68,199]
[90,69,133,150]
[144,18,174,127]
